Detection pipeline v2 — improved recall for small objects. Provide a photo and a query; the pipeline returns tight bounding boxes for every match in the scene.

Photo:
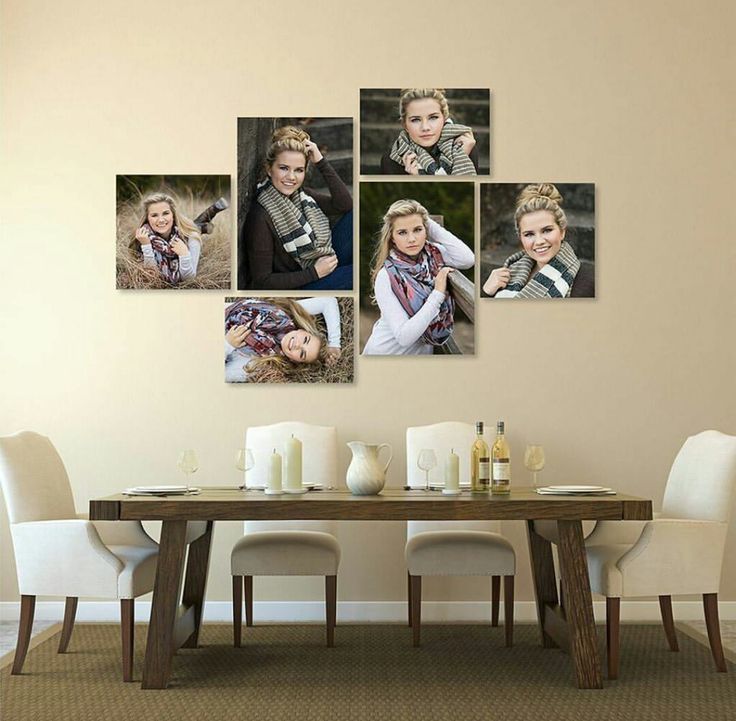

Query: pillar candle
[268,449,282,493]
[445,448,460,491]
[285,434,303,491]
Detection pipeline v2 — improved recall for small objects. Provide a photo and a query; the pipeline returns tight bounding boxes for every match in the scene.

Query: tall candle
[445,448,460,491]
[267,448,282,493]
[285,434,303,491]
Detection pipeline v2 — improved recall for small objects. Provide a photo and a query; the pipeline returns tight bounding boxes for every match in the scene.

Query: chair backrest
[661,430,736,522]
[406,422,499,537]
[244,422,338,534]
[0,431,77,523]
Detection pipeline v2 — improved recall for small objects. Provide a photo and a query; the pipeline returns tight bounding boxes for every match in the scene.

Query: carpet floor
[1,623,734,721]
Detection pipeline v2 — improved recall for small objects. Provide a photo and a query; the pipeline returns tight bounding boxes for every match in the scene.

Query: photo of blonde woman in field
[116,175,231,289]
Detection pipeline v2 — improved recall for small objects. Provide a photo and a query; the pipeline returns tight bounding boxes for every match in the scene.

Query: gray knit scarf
[495,241,581,298]
[256,180,334,269]
[389,120,476,176]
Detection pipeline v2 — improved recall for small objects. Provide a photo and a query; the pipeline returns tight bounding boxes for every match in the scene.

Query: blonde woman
[483,184,594,298]
[362,199,474,355]
[132,193,202,285]
[225,297,342,383]
[380,89,478,176]
[241,126,353,290]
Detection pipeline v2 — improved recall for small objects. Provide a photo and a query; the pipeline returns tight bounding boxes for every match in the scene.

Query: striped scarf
[141,223,187,285]
[256,180,334,269]
[384,244,455,346]
[388,120,476,176]
[495,242,581,298]
[225,299,296,356]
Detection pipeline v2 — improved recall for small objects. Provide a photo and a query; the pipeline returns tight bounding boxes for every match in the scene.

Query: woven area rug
[1,623,734,721]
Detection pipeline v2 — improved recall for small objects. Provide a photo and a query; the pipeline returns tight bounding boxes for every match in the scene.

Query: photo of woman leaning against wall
[359,182,476,356]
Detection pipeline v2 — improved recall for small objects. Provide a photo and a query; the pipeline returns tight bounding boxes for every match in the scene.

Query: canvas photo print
[480,183,595,299]
[236,117,354,292]
[360,88,491,176]
[116,175,231,289]
[359,181,475,356]
[224,296,354,384]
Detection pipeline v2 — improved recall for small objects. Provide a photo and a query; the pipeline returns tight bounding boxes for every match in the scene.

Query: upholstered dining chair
[0,431,159,680]
[231,422,340,647]
[405,422,516,647]
[585,430,736,679]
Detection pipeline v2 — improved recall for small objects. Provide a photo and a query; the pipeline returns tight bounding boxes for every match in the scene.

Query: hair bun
[272,126,310,144]
[517,183,563,206]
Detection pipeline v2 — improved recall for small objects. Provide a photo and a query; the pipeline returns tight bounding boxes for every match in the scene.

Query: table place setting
[122,485,201,496]
[535,485,616,496]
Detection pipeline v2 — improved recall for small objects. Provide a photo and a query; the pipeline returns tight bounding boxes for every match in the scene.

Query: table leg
[142,520,188,690]
[556,520,603,689]
[526,520,559,649]
[181,521,214,649]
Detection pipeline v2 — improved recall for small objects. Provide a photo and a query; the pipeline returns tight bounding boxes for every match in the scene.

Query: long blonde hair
[132,192,201,248]
[370,199,430,286]
[245,299,329,380]
[514,184,567,236]
[398,88,450,123]
[263,126,311,177]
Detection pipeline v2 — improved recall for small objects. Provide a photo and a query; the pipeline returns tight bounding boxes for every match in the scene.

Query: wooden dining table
[89,487,652,690]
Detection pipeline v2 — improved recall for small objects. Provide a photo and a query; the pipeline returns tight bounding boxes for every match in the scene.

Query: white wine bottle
[491,421,511,495]
[470,421,490,493]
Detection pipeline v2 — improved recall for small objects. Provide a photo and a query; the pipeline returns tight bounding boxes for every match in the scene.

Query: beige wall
[1,0,735,606]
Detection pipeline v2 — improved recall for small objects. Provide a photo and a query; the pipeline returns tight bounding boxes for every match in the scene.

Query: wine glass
[524,445,546,488]
[417,449,437,492]
[236,448,255,489]
[177,450,199,490]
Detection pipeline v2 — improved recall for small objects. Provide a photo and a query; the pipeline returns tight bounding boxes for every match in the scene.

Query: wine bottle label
[492,459,510,481]
[479,459,490,487]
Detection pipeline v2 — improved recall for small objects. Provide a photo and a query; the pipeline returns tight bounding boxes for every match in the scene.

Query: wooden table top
[89,487,652,522]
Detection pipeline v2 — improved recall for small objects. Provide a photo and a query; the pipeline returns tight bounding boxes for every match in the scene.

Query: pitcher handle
[377,443,393,474]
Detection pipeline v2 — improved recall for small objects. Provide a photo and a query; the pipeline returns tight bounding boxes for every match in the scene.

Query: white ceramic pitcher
[346,441,393,495]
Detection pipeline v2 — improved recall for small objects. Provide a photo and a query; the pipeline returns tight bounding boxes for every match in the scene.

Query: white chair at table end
[405,422,516,647]
[0,431,158,681]
[585,430,736,679]
[230,422,340,647]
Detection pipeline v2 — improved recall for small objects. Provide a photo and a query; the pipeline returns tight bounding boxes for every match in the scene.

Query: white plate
[246,483,321,490]
[130,485,189,492]
[540,485,610,492]
[123,487,200,496]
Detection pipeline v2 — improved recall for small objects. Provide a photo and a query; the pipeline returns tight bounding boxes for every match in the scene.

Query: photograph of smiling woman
[238,122,353,291]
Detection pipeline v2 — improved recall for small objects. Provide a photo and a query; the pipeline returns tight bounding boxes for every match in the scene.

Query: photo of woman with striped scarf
[240,126,353,291]
[362,199,475,355]
[225,297,352,383]
[482,184,595,299]
[379,89,479,176]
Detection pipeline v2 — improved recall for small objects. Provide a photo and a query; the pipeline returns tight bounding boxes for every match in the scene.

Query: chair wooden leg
[244,575,253,627]
[58,596,78,653]
[703,593,727,672]
[407,572,413,627]
[491,575,500,627]
[11,594,36,675]
[232,576,243,648]
[410,575,422,647]
[658,595,679,652]
[606,597,620,680]
[325,575,337,648]
[503,576,514,648]
[121,599,134,682]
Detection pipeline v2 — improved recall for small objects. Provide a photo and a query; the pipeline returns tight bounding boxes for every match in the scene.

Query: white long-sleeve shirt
[142,237,201,281]
[225,297,342,382]
[362,219,474,356]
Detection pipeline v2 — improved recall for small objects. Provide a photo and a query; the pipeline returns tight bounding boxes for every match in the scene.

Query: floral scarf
[225,299,296,356]
[140,223,188,285]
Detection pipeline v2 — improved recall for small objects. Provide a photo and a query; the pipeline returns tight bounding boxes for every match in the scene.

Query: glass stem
[425,470,430,491]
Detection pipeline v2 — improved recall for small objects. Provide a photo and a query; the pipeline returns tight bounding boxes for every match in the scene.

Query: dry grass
[116,189,232,290]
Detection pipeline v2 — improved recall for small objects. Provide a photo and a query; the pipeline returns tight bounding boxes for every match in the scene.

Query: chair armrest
[77,512,158,548]
[585,511,661,547]
[11,520,125,597]
[617,518,728,596]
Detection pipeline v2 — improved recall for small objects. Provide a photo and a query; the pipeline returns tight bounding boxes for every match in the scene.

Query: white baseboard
[1,600,734,624]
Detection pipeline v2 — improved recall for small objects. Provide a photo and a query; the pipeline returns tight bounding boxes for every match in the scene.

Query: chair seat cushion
[107,545,159,598]
[405,531,515,576]
[231,531,340,576]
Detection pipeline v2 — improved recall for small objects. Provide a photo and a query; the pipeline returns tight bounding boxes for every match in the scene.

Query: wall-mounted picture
[480,183,595,299]
[237,118,353,292]
[116,175,231,289]
[224,296,354,384]
[359,182,475,356]
[360,88,490,176]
